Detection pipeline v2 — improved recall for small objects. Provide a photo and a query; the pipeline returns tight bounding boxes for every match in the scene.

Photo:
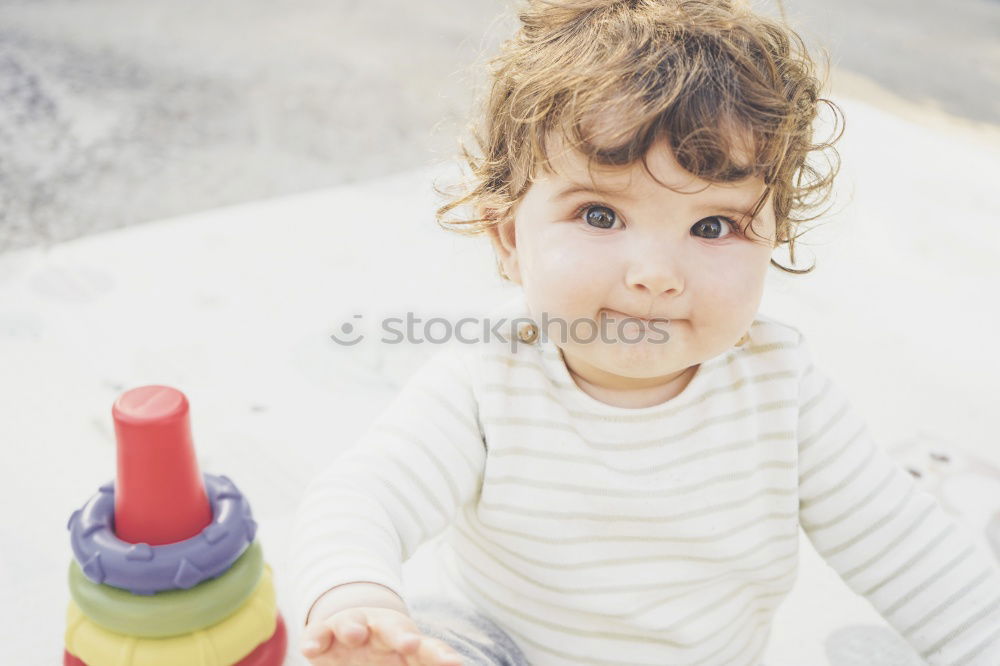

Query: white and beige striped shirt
[290,295,1000,665]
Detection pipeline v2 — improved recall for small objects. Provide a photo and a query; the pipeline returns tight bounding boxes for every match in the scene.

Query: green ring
[68,539,264,638]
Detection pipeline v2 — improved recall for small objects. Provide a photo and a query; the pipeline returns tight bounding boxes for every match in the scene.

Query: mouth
[602,309,670,323]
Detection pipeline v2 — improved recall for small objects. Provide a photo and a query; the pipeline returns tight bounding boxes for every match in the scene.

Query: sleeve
[288,347,487,630]
[795,333,1000,665]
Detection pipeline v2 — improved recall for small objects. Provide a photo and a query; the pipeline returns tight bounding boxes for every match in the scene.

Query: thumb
[300,622,334,657]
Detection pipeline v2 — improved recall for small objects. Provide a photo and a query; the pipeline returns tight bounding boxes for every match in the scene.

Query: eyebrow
[552,184,758,216]
[552,184,637,201]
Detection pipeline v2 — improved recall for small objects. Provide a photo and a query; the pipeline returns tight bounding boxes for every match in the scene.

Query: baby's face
[490,132,778,392]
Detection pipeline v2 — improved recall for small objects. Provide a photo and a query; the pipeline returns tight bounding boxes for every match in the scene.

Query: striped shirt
[290,294,1000,665]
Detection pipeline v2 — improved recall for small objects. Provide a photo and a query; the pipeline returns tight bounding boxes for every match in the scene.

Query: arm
[289,347,487,630]
[795,334,1000,665]
[305,581,410,625]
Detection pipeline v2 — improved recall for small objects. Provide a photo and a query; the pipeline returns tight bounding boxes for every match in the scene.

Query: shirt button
[517,322,539,344]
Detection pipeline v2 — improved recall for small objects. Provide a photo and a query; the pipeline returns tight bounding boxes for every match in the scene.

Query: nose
[624,235,684,298]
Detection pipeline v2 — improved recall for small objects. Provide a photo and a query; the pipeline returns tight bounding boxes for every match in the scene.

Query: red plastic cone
[111,386,212,545]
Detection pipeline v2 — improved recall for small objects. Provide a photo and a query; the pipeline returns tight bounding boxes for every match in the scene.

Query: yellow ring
[65,564,277,666]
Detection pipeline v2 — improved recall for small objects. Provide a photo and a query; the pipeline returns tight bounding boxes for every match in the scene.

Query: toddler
[290,0,1000,664]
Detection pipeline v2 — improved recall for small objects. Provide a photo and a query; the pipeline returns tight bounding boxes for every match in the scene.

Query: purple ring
[67,473,256,595]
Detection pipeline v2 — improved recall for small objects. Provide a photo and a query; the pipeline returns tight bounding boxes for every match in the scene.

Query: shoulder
[409,291,536,386]
[458,290,542,362]
[748,312,805,347]
[742,312,812,377]
[746,314,845,405]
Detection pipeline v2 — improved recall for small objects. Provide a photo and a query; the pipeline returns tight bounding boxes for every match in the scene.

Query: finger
[418,637,464,666]
[332,609,371,648]
[393,630,423,655]
[299,621,334,657]
[370,620,422,654]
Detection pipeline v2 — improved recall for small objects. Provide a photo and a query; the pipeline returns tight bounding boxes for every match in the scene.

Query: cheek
[692,249,769,314]
[524,230,612,295]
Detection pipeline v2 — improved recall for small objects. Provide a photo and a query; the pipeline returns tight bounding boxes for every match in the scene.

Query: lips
[603,309,670,323]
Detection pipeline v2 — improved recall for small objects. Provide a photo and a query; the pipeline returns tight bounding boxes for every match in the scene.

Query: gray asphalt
[0,0,996,254]
[764,0,1000,125]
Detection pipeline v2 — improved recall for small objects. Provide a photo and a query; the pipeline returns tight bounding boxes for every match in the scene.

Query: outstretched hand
[300,605,465,666]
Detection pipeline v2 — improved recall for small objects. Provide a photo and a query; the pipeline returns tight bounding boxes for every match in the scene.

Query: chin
[599,340,684,375]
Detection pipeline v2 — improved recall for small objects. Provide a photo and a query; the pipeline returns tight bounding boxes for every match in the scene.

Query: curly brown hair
[434,0,845,276]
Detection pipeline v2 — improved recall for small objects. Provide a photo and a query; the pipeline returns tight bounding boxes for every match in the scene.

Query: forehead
[538,129,761,198]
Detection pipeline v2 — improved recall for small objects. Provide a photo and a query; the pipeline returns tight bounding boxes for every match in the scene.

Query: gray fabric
[409,596,775,665]
[410,597,531,666]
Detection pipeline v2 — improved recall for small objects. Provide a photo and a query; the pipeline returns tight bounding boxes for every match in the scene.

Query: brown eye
[580,204,618,229]
[692,216,738,239]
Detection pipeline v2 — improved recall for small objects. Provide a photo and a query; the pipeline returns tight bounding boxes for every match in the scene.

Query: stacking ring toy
[69,539,263,637]
[68,473,256,595]
[232,613,287,666]
[64,564,277,666]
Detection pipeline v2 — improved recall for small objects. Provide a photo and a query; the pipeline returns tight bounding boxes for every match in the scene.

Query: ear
[482,206,522,285]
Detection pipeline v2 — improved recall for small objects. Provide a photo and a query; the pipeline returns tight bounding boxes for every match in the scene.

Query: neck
[563,353,699,408]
